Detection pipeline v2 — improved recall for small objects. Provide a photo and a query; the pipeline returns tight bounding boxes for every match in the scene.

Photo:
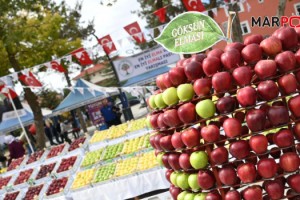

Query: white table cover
[71,168,169,200]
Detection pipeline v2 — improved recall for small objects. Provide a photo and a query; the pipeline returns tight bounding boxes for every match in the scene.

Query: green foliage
[38,88,62,110]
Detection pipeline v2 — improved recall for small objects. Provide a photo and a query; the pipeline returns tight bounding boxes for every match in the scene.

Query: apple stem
[226,11,236,44]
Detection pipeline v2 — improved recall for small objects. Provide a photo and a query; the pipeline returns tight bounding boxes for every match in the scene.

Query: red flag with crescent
[50,60,66,73]
[153,7,167,23]
[97,35,117,55]
[19,72,42,87]
[0,84,18,99]
[124,21,146,44]
[71,47,93,66]
[182,0,206,12]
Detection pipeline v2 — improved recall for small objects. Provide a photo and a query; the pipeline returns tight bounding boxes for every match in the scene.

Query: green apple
[188,173,200,190]
[190,151,208,169]
[196,99,216,118]
[154,93,167,108]
[162,87,179,106]
[177,191,188,200]
[184,193,196,200]
[149,95,157,109]
[170,171,179,186]
[194,193,207,200]
[176,173,190,190]
[156,152,164,166]
[146,115,152,129]
[177,83,195,102]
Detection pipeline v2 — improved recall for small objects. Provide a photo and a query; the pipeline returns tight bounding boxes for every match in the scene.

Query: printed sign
[113,45,180,82]
[87,102,104,125]
[155,11,225,54]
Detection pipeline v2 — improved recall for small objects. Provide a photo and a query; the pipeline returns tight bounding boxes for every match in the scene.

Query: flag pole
[7,92,34,153]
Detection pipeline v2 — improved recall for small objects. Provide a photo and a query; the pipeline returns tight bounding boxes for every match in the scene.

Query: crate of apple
[92,163,116,185]
[114,156,139,177]
[3,191,21,200]
[68,137,87,152]
[23,184,45,200]
[89,129,109,144]
[0,176,13,191]
[71,168,95,190]
[7,156,26,171]
[136,151,159,172]
[46,144,67,159]
[13,168,33,186]
[55,156,78,174]
[45,177,70,198]
[26,150,46,165]
[102,143,124,161]
[147,27,300,200]
[80,148,104,168]
[34,163,56,180]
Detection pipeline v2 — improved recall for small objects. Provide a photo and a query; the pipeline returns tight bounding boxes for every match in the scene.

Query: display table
[71,167,169,200]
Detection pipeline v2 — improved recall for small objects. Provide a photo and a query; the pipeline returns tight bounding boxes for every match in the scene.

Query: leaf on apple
[155,12,225,54]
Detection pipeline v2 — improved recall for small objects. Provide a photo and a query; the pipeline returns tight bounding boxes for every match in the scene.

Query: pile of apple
[23,184,43,200]
[35,163,56,180]
[13,168,33,185]
[56,156,77,173]
[45,177,68,196]
[68,137,86,152]
[46,144,66,159]
[147,27,300,200]
[3,191,20,200]
[0,176,12,189]
[7,156,25,171]
[26,150,45,165]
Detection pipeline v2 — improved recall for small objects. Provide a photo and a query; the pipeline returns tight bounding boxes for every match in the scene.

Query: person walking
[4,135,25,166]
[44,122,57,146]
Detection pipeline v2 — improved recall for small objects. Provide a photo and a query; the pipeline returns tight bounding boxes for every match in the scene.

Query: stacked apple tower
[147,27,300,200]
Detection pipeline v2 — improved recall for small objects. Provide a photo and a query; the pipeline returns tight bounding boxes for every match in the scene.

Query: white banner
[2,109,27,121]
[113,45,180,82]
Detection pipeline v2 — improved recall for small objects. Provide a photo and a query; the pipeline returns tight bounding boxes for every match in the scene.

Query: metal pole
[7,92,34,153]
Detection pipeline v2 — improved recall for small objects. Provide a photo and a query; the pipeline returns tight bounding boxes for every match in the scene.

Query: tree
[38,89,62,110]
[226,1,243,42]
[277,0,287,18]
[0,1,94,149]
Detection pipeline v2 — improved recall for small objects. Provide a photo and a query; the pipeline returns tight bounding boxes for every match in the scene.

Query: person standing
[4,135,25,166]
[100,98,122,128]
[44,122,57,146]
[60,120,71,144]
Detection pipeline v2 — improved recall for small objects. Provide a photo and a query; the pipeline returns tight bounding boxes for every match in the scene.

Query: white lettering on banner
[113,45,180,82]
[2,109,27,121]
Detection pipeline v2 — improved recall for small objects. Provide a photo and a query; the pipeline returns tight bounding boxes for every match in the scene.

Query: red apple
[162,109,182,128]
[296,49,300,64]
[150,113,160,129]
[216,96,236,114]
[201,125,220,143]
[179,153,192,171]
[167,153,181,170]
[162,153,172,169]
[234,111,245,123]
[237,162,257,183]
[218,166,238,186]
[249,135,268,154]
[241,44,262,65]
[210,146,228,165]
[197,170,215,190]
[278,74,297,95]
[267,106,290,127]
[165,169,173,182]
[273,129,294,148]
[153,133,164,150]
[288,95,300,118]
[221,49,241,70]
[177,103,196,124]
[184,61,204,81]
[275,51,296,72]
[229,140,250,159]
[225,191,241,200]
[171,131,185,150]
[244,34,263,45]
[246,109,266,132]
[237,86,257,107]
[293,122,300,139]
[257,158,277,178]
[169,67,187,86]
[169,185,182,200]
[156,74,166,90]
[157,113,168,129]
[264,180,284,200]
[159,135,175,151]
[208,49,224,59]
[163,73,173,88]
[223,118,241,138]
[202,56,221,77]
[287,174,300,193]
[193,78,212,97]
[181,127,200,148]
[254,60,277,80]
[273,27,298,50]
[206,191,222,200]
[260,36,282,56]
[176,58,186,68]
[225,42,245,52]
[212,72,232,93]
[232,66,252,87]
[279,152,300,172]
[257,80,279,101]
[191,53,206,63]
[242,186,263,200]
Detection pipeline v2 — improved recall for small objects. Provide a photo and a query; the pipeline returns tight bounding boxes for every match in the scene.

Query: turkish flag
[71,47,93,66]
[153,7,167,23]
[0,85,18,99]
[19,72,42,87]
[182,0,206,12]
[97,35,117,55]
[124,21,146,44]
[50,60,66,72]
